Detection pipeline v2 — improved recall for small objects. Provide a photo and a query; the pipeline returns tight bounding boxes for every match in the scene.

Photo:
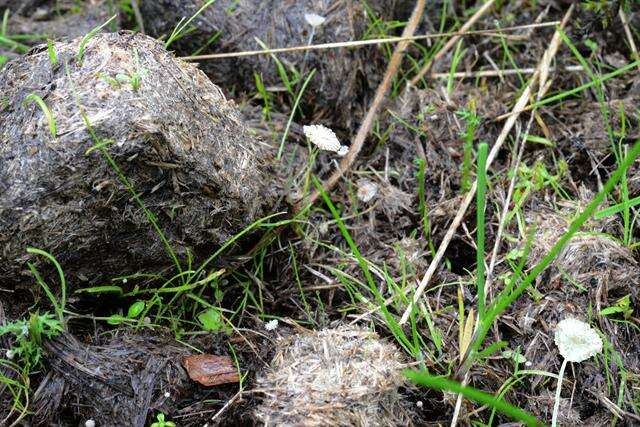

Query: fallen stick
[399,7,574,325]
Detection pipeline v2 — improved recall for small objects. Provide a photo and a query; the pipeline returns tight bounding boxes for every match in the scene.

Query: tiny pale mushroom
[551,318,603,427]
[304,13,326,28]
[303,124,349,156]
[357,179,378,203]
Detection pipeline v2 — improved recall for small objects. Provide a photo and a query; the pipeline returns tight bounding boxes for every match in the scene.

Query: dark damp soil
[1,0,639,426]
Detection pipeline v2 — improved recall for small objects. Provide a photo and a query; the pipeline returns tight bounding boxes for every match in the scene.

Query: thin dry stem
[431,65,583,79]
[181,21,558,61]
[618,8,639,69]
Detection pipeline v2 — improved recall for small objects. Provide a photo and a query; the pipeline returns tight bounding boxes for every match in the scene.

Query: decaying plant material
[31,331,192,426]
[254,325,412,426]
[0,32,281,285]
[141,0,405,127]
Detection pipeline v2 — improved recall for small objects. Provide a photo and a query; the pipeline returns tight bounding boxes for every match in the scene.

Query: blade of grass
[476,143,488,319]
[405,370,541,426]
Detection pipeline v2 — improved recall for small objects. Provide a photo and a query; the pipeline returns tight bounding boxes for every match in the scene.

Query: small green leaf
[197,308,224,331]
[107,314,126,325]
[127,301,145,318]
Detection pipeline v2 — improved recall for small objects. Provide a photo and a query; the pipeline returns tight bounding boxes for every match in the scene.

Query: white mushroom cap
[554,318,603,363]
[304,13,327,28]
[303,124,348,156]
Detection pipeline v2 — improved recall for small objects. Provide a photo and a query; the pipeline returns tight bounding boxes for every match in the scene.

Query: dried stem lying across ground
[399,6,575,325]
[181,22,558,61]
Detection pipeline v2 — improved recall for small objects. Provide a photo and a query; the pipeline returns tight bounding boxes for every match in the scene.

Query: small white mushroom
[303,124,348,156]
[264,319,279,331]
[304,13,326,28]
[357,179,378,203]
[551,318,603,427]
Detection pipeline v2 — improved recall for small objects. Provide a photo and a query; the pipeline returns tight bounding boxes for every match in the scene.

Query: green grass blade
[165,0,217,48]
[24,94,56,138]
[77,15,117,63]
[277,69,316,160]
[476,143,488,319]
[405,370,542,426]
[26,248,66,326]
[595,195,640,219]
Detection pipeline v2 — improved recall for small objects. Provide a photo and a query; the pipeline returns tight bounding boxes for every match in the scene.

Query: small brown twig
[409,0,496,85]
[399,6,575,326]
[294,0,426,212]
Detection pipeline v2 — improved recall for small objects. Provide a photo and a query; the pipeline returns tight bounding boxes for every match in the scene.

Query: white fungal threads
[85,419,96,427]
[303,124,348,156]
[551,318,603,427]
[5,349,15,360]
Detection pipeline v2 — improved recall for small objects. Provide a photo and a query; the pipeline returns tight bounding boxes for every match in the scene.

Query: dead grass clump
[0,32,281,285]
[255,325,411,426]
[141,0,400,128]
[527,203,637,292]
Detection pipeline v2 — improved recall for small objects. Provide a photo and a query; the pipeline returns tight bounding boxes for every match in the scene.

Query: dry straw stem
[618,8,639,69]
[294,0,426,212]
[409,0,496,85]
[399,6,575,325]
[181,21,558,61]
[431,65,584,79]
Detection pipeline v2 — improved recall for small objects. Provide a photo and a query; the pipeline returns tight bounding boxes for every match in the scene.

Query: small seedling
[47,39,58,66]
[0,312,63,370]
[23,94,57,138]
[150,413,175,427]
[77,15,117,63]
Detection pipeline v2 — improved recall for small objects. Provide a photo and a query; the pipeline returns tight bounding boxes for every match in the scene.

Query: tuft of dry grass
[254,325,412,426]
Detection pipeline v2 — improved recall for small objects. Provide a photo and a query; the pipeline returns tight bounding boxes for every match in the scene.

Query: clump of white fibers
[303,124,348,156]
[255,325,412,426]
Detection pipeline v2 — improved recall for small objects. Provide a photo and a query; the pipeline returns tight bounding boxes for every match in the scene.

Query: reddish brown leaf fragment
[182,354,239,386]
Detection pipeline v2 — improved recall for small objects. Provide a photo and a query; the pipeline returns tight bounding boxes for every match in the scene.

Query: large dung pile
[141,0,405,128]
[0,32,280,284]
